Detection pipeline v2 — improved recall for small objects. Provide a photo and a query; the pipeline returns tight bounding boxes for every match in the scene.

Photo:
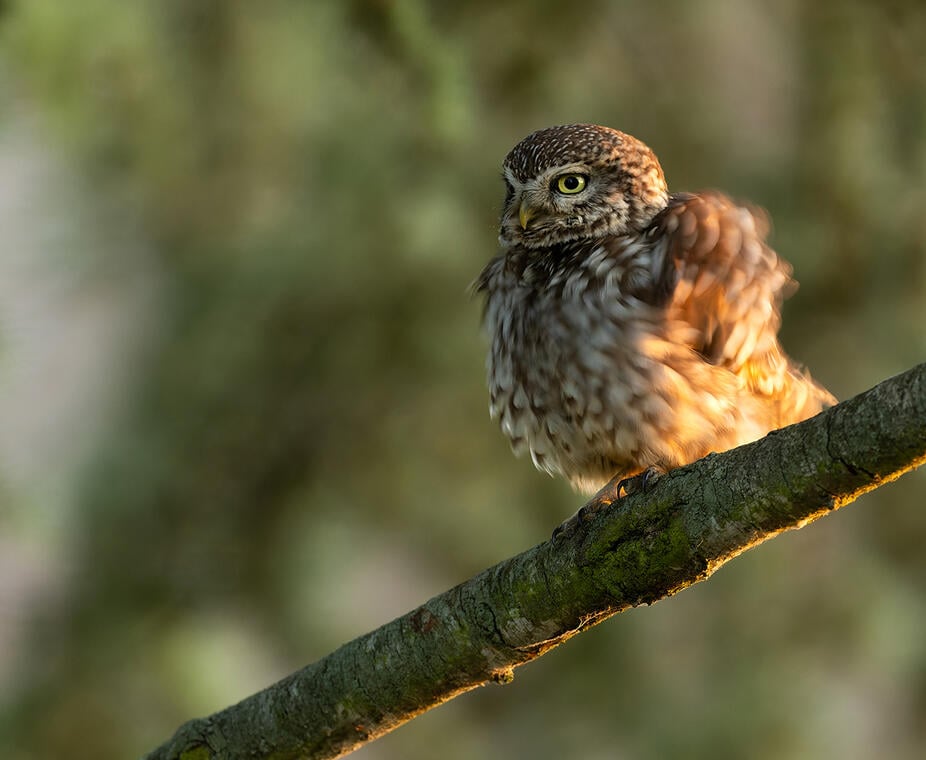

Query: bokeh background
[1,2,925,758]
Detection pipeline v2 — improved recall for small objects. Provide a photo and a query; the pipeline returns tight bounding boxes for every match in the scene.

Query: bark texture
[143,363,926,760]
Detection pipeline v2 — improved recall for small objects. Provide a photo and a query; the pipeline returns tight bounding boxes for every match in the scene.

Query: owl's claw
[615,466,663,498]
[551,466,664,541]
[551,504,593,541]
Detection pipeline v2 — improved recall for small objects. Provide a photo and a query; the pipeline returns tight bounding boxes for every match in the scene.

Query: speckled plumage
[476,124,834,493]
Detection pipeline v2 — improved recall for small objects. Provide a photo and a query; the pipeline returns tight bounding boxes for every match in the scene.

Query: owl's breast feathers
[476,191,835,492]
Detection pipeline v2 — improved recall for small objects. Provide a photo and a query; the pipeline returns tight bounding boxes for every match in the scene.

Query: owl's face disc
[498,124,669,250]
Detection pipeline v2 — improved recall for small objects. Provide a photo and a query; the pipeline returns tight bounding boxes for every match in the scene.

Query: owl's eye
[553,173,588,195]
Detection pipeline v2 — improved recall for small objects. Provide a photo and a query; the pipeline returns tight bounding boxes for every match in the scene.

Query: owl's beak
[518,200,536,230]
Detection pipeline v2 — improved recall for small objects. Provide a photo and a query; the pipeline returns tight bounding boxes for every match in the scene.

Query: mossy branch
[143,362,926,760]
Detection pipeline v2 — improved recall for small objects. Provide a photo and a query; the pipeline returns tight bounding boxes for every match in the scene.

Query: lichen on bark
[144,363,926,760]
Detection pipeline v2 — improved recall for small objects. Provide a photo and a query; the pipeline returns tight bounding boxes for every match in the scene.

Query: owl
[475,124,834,499]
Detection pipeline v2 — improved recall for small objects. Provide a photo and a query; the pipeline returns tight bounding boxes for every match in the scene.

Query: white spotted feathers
[476,125,834,492]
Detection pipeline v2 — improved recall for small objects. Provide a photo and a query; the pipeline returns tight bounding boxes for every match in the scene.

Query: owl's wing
[648,191,796,394]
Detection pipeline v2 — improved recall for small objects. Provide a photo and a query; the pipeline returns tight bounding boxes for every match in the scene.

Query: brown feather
[477,126,834,493]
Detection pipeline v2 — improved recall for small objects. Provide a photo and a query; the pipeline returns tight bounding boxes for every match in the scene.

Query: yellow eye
[554,173,587,194]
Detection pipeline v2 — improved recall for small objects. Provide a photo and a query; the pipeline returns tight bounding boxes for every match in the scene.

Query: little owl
[475,124,834,503]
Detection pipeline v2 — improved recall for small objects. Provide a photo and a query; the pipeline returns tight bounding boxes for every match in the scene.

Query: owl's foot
[615,465,663,498]
[552,466,664,540]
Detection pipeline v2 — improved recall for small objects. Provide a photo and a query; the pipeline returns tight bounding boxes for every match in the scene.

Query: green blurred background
[1,1,925,758]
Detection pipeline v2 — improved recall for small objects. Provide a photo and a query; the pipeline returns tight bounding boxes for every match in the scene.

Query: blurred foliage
[0,1,925,758]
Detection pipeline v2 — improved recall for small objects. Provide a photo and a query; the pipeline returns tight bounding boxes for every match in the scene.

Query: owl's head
[498,124,669,250]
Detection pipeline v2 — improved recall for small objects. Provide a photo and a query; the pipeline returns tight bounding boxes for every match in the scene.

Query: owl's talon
[552,467,664,540]
[552,503,598,540]
[616,466,663,497]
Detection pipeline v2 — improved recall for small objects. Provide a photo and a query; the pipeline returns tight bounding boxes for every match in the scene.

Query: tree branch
[143,363,926,760]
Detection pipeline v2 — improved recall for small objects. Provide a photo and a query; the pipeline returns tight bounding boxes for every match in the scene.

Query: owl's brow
[503,125,626,181]
[501,167,520,187]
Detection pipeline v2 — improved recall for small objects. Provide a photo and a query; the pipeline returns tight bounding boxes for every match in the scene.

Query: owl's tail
[738,349,835,434]
[775,363,837,427]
